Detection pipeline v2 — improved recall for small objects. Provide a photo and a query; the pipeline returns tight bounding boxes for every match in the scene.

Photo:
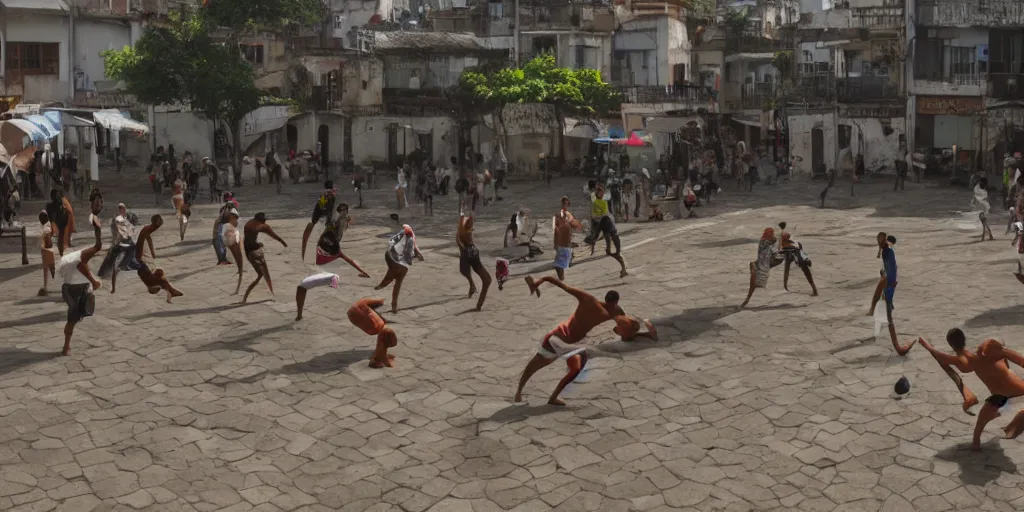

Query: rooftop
[372,31,495,52]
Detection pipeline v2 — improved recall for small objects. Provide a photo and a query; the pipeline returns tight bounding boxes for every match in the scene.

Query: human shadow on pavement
[745,303,800,312]
[400,295,467,312]
[127,302,258,321]
[12,295,62,306]
[598,306,736,354]
[279,349,375,374]
[694,238,756,249]
[0,263,41,283]
[484,403,608,425]
[965,306,1024,329]
[192,323,296,354]
[0,311,64,329]
[0,349,60,377]
[935,440,1016,487]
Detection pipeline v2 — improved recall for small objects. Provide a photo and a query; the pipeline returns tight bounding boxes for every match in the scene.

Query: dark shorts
[246,245,266,269]
[311,204,331,225]
[884,286,896,312]
[61,283,94,323]
[460,244,481,276]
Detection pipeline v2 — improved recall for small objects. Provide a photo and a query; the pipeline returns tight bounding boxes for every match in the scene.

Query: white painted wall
[148,110,215,162]
[840,117,906,171]
[3,12,71,102]
[788,113,835,175]
[349,116,457,167]
[74,19,132,91]
[614,17,690,86]
[664,17,691,84]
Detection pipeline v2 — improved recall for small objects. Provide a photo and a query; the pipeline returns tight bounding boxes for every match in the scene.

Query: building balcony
[619,85,709,104]
[913,72,986,96]
[851,6,904,30]
[790,75,836,106]
[739,82,776,110]
[837,77,901,103]
[518,2,615,32]
[723,36,791,55]
[988,73,1024,101]
[917,0,1024,27]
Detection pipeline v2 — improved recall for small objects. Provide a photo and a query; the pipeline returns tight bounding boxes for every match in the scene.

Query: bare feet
[468,284,476,298]
[295,314,302,321]
[524,276,539,297]
[620,270,628,278]
[37,288,46,297]
[645,320,659,341]
[811,290,819,297]
[513,392,523,403]
[548,398,566,406]
[369,360,384,369]
[894,338,917,357]
[970,443,983,452]
[962,389,979,414]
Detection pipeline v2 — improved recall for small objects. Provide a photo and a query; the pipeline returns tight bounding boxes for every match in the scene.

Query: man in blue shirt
[880,235,915,356]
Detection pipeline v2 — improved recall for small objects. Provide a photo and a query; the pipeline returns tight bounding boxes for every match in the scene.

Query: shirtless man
[553,196,583,280]
[38,211,56,296]
[457,214,491,311]
[221,208,245,294]
[917,329,1024,451]
[613,314,658,342]
[133,215,185,303]
[242,213,287,304]
[300,181,338,261]
[347,297,399,368]
[514,276,624,405]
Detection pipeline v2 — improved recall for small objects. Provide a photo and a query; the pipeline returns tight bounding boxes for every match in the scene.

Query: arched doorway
[318,124,329,172]
[286,124,298,153]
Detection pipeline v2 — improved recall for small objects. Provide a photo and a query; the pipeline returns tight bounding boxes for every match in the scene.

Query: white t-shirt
[58,250,92,286]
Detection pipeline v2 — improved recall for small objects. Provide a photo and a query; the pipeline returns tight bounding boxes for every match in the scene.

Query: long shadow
[0,311,65,329]
[0,349,60,377]
[192,323,296,354]
[746,303,800,312]
[12,295,62,306]
[278,349,375,374]
[399,295,466,312]
[837,277,881,290]
[598,306,736,354]
[694,238,756,249]
[175,266,215,281]
[935,440,1016,487]
[127,302,259,321]
[0,263,41,283]
[965,306,1024,329]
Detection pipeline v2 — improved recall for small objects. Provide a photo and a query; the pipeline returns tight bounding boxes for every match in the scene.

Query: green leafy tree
[103,0,322,171]
[461,53,620,165]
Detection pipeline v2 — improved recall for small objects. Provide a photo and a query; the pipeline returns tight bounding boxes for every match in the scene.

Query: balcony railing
[837,76,900,103]
[917,0,1024,27]
[988,73,1024,100]
[740,82,776,110]
[914,71,986,87]
[724,36,791,54]
[619,85,709,104]
[790,74,837,105]
[851,6,904,29]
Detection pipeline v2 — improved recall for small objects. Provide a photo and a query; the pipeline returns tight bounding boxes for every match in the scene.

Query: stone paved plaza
[1,174,1023,512]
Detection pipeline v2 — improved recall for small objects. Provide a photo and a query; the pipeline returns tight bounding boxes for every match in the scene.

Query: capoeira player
[583,185,628,278]
[739,228,783,309]
[347,297,399,368]
[374,224,423,313]
[300,181,339,261]
[241,213,288,304]
[778,222,819,296]
[171,173,190,241]
[916,329,1024,451]
[38,211,56,296]
[553,196,582,280]
[972,173,995,241]
[58,218,103,356]
[457,213,491,311]
[514,276,624,405]
[295,211,371,321]
[870,234,915,356]
[133,215,185,303]
[1012,220,1024,285]
[220,208,245,294]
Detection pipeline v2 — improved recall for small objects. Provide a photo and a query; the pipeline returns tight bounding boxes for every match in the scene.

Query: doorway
[811,128,824,172]
[318,124,329,170]
[286,124,298,153]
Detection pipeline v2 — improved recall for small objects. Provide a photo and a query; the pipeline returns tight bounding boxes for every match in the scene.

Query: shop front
[915,96,983,152]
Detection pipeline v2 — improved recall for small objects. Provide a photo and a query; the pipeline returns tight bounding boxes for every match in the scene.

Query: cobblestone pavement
[1,172,1023,511]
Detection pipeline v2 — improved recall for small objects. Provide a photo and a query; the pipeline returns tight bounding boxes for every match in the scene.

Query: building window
[239,44,265,66]
[4,42,60,83]
[575,46,585,68]
[488,0,504,19]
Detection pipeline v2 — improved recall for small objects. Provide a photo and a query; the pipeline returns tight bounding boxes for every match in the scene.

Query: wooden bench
[0,224,29,265]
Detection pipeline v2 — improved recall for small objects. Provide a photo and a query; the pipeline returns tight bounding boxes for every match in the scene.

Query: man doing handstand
[514,276,624,405]
[347,297,399,368]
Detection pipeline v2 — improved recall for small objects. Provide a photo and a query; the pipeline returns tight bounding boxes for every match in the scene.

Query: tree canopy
[461,54,620,119]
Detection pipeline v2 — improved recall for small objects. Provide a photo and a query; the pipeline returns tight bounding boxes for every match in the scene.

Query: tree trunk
[555,104,566,172]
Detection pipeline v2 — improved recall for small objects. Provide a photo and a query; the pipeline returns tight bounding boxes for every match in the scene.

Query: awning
[0,119,48,153]
[55,112,95,127]
[0,0,69,12]
[644,116,700,133]
[11,103,41,115]
[732,116,762,128]
[92,110,149,133]
[25,113,61,139]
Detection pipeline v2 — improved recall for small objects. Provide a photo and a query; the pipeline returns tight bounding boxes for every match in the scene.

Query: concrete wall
[2,12,72,102]
[149,110,215,162]
[341,59,383,107]
[788,112,905,175]
[284,112,346,164]
[664,17,690,84]
[349,116,457,167]
[73,19,132,92]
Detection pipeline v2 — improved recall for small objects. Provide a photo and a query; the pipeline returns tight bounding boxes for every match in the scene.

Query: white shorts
[537,336,586,361]
[299,272,339,290]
